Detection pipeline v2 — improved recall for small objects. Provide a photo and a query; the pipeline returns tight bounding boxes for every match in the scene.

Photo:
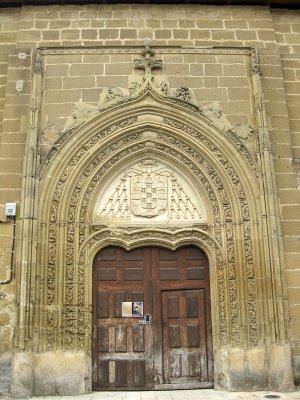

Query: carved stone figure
[128,77,142,95]
[200,102,233,132]
[235,123,254,139]
[40,122,60,156]
[63,102,98,131]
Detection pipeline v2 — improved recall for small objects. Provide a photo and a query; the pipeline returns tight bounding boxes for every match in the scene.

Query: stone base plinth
[11,345,294,397]
[11,351,91,398]
[214,344,294,392]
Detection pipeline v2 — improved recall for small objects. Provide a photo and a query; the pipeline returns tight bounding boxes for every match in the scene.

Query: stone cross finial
[134,38,163,76]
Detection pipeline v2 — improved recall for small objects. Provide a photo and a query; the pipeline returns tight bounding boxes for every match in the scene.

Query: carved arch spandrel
[37,93,266,353]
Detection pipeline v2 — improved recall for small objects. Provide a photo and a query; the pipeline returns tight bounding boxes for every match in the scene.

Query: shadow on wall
[0,351,12,396]
[292,355,300,387]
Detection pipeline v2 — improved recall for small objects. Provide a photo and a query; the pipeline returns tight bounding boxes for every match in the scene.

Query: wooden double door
[92,245,213,390]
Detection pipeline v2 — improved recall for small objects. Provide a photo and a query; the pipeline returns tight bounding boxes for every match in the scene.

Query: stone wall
[0,3,299,394]
[0,8,19,396]
[272,8,300,386]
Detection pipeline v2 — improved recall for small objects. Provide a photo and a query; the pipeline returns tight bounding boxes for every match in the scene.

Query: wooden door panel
[188,354,201,376]
[93,245,213,390]
[134,360,146,387]
[162,289,210,384]
[160,268,179,280]
[186,295,199,318]
[115,360,127,387]
[97,360,109,387]
[169,354,181,378]
[187,324,200,347]
[97,268,117,280]
[167,295,179,318]
[186,267,205,280]
[97,326,109,352]
[97,291,109,318]
[133,325,145,352]
[93,247,152,390]
[123,268,144,280]
[115,326,127,352]
[114,292,126,317]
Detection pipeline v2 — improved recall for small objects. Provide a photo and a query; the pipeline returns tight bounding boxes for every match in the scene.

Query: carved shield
[131,174,167,217]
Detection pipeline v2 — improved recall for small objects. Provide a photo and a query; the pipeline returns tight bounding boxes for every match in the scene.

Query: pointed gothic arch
[12,75,293,395]
[37,89,261,371]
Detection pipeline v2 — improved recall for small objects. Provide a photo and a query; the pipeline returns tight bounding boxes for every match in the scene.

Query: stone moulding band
[80,226,221,260]
[39,46,251,56]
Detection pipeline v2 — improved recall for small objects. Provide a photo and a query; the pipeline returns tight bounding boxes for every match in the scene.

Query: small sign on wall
[122,302,143,317]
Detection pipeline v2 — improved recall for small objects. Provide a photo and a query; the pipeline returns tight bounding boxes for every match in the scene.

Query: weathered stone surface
[245,348,268,390]
[11,352,91,397]
[11,352,33,399]
[214,349,230,390]
[33,352,91,396]
[215,347,293,391]
[269,344,294,392]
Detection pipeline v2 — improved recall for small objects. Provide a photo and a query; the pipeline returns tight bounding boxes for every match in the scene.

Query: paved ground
[1,389,299,400]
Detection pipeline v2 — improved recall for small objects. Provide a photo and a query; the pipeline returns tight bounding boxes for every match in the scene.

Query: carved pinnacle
[141,37,155,57]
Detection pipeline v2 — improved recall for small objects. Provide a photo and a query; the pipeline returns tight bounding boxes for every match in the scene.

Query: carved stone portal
[11,46,294,398]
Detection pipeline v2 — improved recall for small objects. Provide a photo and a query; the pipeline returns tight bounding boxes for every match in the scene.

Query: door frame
[92,244,214,390]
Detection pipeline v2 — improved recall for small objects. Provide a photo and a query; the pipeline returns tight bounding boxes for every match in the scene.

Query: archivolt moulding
[79,226,221,263]
[36,90,262,353]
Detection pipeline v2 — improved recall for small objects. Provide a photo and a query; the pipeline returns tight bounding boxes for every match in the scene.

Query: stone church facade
[0,2,299,397]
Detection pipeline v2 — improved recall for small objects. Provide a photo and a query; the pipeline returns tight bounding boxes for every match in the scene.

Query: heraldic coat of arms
[97,158,203,223]
[131,173,168,217]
